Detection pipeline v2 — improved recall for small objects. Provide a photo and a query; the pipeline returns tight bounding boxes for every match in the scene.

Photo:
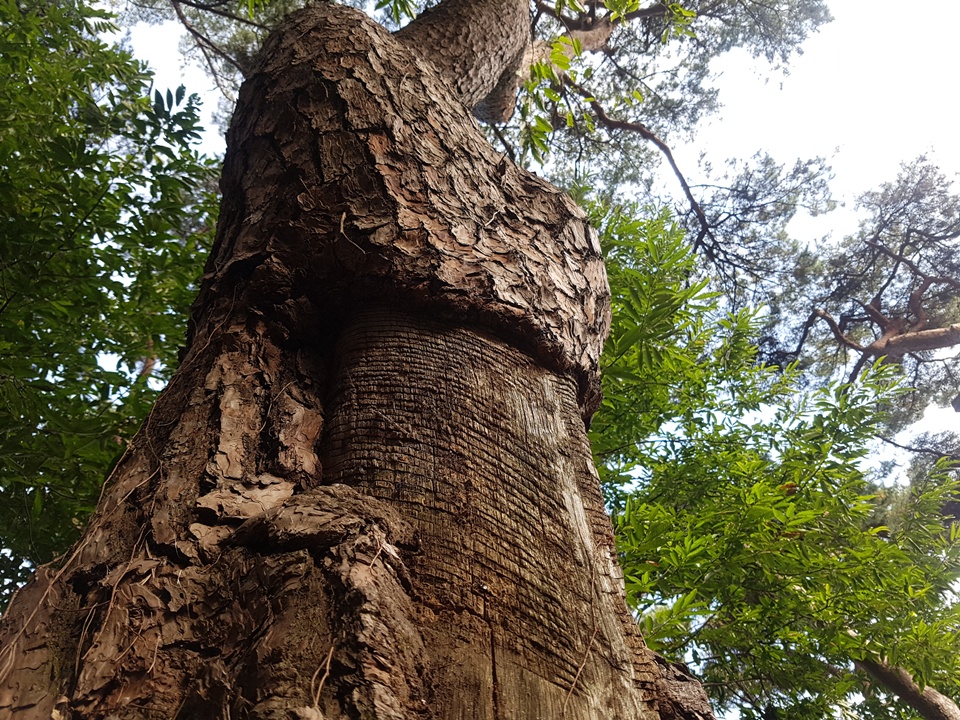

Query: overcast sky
[128,0,959,437]
[674,0,960,243]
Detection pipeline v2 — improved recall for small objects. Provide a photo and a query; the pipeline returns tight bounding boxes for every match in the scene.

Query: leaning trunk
[0,4,712,718]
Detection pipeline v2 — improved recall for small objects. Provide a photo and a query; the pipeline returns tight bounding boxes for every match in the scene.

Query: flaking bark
[0,4,714,719]
[395,0,531,123]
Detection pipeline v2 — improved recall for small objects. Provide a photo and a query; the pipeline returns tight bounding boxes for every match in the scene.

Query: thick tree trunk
[0,4,713,719]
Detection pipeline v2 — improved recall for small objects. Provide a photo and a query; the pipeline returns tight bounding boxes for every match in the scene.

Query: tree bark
[0,4,714,719]
[394,0,530,123]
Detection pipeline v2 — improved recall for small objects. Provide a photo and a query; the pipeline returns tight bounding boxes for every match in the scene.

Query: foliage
[591,203,960,718]
[120,0,832,207]
[0,0,218,606]
[118,0,360,125]
[684,153,835,287]
[511,0,830,190]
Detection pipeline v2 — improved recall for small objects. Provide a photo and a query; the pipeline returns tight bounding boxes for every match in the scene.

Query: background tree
[0,0,217,605]
[765,157,960,431]
[590,205,960,719]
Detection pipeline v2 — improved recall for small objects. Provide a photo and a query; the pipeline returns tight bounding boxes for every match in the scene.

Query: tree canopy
[0,0,217,599]
[592,203,960,718]
[1,0,957,717]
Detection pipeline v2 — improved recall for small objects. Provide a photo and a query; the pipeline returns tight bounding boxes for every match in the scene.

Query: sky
[674,0,960,240]
[675,0,960,443]
[127,0,960,442]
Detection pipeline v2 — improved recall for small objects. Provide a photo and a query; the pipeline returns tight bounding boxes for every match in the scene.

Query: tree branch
[813,309,865,353]
[865,238,960,292]
[861,297,892,332]
[878,435,960,463]
[785,310,821,359]
[856,658,960,720]
[872,322,960,357]
[172,1,247,77]
[536,0,669,25]
[622,2,672,22]
[173,0,267,28]
[565,81,715,253]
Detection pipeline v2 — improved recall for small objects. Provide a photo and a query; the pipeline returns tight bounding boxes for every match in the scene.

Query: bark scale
[0,4,713,719]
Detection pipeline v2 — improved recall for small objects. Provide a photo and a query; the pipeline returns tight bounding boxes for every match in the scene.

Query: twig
[311,645,336,708]
[562,625,599,716]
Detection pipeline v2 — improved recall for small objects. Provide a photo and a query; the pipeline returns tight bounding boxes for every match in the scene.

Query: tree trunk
[0,4,713,718]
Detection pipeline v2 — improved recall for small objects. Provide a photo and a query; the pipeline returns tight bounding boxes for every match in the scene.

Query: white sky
[674,0,960,241]
[127,0,959,442]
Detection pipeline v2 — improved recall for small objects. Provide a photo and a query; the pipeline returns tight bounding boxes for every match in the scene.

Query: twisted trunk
[0,3,713,718]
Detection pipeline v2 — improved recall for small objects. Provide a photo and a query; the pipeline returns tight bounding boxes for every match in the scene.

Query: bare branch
[174,0,267,28]
[865,238,960,291]
[856,659,960,720]
[878,435,960,463]
[565,81,715,252]
[813,309,866,353]
[172,1,247,78]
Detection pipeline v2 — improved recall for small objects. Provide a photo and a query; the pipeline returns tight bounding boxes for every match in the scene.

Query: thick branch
[534,0,616,48]
[872,322,960,357]
[856,659,960,720]
[395,0,530,122]
[813,304,960,380]
[864,237,960,332]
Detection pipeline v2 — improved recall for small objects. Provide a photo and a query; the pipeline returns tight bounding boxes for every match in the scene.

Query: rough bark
[395,0,530,123]
[0,4,714,719]
[857,659,960,720]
